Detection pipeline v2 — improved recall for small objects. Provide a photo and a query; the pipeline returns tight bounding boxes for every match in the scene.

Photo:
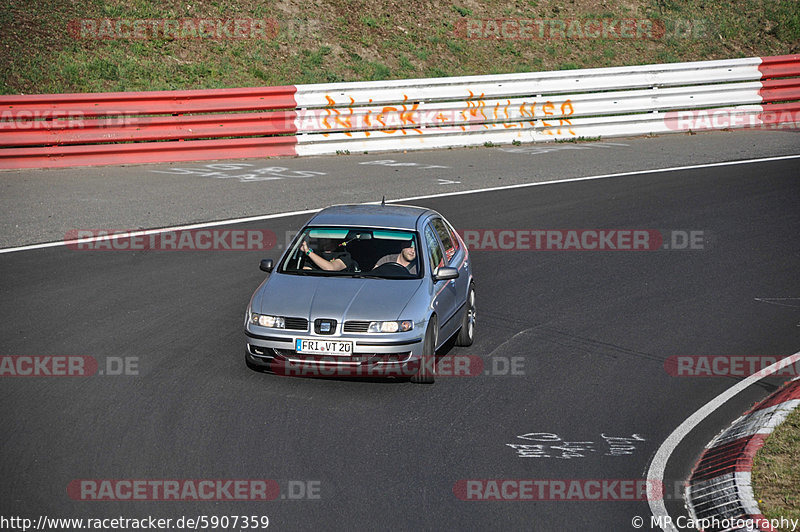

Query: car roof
[307,204,436,231]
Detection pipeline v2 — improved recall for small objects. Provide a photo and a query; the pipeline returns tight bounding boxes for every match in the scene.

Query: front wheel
[411,316,438,384]
[455,284,475,347]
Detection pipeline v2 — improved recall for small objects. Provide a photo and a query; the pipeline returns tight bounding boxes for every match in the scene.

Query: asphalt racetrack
[1,145,799,530]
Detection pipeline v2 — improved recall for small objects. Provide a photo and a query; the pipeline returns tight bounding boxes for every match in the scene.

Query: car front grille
[343,321,370,332]
[284,317,308,330]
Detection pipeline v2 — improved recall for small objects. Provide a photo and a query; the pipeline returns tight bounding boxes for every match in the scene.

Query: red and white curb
[686,376,800,531]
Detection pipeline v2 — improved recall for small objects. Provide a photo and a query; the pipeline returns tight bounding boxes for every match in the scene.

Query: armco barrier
[1,54,798,169]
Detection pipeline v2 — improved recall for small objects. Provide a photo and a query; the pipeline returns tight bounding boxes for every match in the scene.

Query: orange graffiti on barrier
[540,99,576,135]
[465,90,490,129]
[378,105,398,134]
[314,91,576,137]
[460,92,470,130]
[322,95,354,136]
[322,95,336,137]
[502,100,517,129]
[399,95,423,135]
[363,98,373,136]
[542,100,555,133]
[519,102,535,119]
[558,100,576,135]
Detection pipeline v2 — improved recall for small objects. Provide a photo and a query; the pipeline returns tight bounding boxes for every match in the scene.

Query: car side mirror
[259,259,274,273]
[434,266,459,281]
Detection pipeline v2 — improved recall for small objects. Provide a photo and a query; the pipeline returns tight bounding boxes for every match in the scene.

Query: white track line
[2,153,798,255]
[0,209,319,255]
[647,350,800,531]
[390,154,800,204]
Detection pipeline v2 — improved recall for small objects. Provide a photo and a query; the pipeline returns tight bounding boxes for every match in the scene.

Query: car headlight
[368,320,413,333]
[251,313,285,328]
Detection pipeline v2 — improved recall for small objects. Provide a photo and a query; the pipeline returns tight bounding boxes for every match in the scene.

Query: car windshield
[278,226,422,279]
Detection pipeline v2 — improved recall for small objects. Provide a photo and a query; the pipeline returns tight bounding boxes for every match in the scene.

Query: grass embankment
[752,404,800,532]
[1,0,799,94]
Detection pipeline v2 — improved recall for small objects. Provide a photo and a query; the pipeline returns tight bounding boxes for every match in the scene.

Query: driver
[373,240,417,274]
[301,239,354,271]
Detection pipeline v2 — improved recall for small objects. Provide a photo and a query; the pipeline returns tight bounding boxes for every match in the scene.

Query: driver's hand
[300,240,309,253]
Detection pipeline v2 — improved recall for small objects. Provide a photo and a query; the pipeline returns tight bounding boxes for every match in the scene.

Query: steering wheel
[371,262,412,276]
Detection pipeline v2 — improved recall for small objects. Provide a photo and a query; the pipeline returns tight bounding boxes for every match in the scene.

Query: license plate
[295,338,353,356]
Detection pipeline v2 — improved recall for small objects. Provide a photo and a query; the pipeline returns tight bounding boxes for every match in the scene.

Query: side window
[424,224,445,273]
[444,219,460,255]
[432,218,459,263]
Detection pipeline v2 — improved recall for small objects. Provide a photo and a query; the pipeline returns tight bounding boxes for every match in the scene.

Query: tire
[411,316,437,384]
[455,284,476,347]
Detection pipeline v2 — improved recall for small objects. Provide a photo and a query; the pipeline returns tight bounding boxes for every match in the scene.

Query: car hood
[254,273,424,321]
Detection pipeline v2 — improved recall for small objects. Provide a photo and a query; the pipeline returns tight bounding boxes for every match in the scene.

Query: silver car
[244,204,475,383]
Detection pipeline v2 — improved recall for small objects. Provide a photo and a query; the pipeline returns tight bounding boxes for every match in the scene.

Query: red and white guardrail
[1,54,798,169]
[686,376,800,532]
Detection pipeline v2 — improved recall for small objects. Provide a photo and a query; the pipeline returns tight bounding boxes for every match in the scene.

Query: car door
[423,221,459,344]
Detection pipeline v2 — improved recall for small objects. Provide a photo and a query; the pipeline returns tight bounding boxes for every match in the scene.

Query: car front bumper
[244,324,425,375]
